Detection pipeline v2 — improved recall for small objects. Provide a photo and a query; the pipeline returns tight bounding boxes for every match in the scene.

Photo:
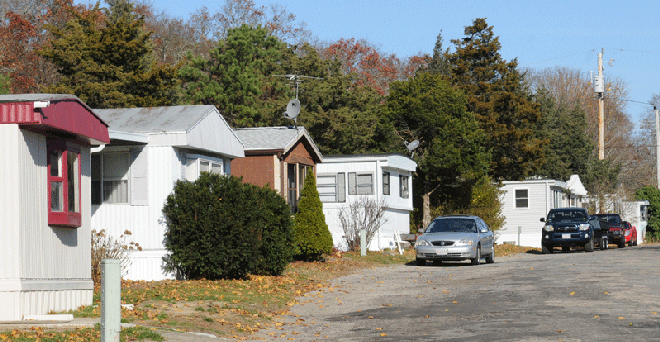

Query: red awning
[0,94,110,145]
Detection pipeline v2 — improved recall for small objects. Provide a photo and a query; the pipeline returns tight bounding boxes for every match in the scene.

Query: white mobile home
[316,154,417,251]
[0,94,109,321]
[498,175,587,248]
[91,106,244,281]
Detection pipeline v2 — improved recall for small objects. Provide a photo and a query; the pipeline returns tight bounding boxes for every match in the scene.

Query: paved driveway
[247,245,660,341]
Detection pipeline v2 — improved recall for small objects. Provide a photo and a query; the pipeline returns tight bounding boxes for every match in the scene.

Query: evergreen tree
[534,88,595,180]
[179,24,284,127]
[0,74,9,94]
[39,3,179,108]
[387,72,489,228]
[636,186,660,241]
[285,44,394,155]
[446,18,544,181]
[425,31,450,77]
[293,168,333,261]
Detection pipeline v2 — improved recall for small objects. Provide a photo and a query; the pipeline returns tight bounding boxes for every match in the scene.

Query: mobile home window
[383,172,390,195]
[186,156,225,182]
[318,173,346,203]
[48,140,81,227]
[515,189,529,208]
[399,175,409,199]
[348,172,373,195]
[92,152,130,204]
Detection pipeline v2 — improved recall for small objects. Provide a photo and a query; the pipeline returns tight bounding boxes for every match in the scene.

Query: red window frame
[47,139,82,227]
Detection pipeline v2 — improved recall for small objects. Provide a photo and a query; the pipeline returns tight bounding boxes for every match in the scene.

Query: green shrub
[637,186,660,241]
[294,168,333,261]
[162,173,293,280]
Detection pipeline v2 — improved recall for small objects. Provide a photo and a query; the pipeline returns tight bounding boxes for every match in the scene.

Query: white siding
[317,155,416,251]
[0,126,93,321]
[0,125,21,281]
[498,179,570,248]
[92,146,178,281]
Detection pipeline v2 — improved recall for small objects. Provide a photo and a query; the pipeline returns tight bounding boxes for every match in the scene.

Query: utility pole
[597,48,605,160]
[594,49,605,160]
[653,106,660,189]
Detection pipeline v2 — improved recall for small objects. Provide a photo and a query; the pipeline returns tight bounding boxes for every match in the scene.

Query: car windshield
[547,210,587,223]
[426,218,478,233]
[595,214,621,224]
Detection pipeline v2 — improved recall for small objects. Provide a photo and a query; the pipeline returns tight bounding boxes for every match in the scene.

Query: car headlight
[579,224,590,231]
[415,239,432,247]
[454,239,473,246]
[543,225,553,232]
[625,230,630,236]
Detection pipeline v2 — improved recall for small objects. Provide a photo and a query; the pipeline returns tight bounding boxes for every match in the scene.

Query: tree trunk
[422,192,431,231]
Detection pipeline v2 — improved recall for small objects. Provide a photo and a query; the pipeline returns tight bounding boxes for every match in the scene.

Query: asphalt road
[246,245,660,342]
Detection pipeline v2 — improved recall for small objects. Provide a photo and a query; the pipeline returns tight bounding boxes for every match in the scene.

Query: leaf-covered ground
[0,245,536,341]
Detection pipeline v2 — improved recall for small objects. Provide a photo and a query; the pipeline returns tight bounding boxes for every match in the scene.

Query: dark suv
[541,208,606,253]
[593,214,626,248]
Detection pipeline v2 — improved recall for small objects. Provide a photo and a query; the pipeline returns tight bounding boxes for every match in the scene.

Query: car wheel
[600,237,608,250]
[485,253,495,264]
[416,258,426,266]
[628,237,633,247]
[471,245,481,265]
[633,238,637,246]
[585,238,595,252]
[618,238,625,248]
[432,260,443,266]
[542,243,553,254]
[562,246,570,252]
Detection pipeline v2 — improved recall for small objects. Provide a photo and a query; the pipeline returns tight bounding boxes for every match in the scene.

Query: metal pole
[101,259,121,342]
[653,106,660,189]
[360,229,367,256]
[598,49,605,160]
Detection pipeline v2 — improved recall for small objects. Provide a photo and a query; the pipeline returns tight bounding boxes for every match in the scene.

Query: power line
[520,49,595,67]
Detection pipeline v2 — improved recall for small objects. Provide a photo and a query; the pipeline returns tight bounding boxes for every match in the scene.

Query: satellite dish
[405,140,419,152]
[283,99,300,120]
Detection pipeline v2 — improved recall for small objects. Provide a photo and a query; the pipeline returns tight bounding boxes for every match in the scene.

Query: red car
[622,221,638,247]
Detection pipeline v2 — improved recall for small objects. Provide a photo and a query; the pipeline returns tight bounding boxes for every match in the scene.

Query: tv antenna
[404,140,419,158]
[273,74,322,127]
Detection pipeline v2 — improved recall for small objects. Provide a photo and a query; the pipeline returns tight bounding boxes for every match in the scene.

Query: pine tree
[179,24,284,127]
[534,88,595,180]
[39,3,179,108]
[293,168,333,261]
[387,71,489,228]
[446,18,544,181]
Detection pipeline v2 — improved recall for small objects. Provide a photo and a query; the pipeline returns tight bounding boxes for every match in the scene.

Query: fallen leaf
[380,333,388,337]
[619,317,625,320]
[569,292,575,296]
[368,316,374,319]
[452,301,458,304]
[594,315,600,318]
[604,291,609,294]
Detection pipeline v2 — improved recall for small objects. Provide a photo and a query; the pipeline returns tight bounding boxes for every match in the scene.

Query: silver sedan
[414,215,495,266]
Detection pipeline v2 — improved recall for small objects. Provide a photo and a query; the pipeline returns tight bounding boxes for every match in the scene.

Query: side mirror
[540,218,546,222]
[417,228,425,234]
[480,228,489,234]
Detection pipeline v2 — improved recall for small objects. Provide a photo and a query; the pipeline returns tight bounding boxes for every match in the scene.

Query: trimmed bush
[294,168,333,261]
[162,173,293,280]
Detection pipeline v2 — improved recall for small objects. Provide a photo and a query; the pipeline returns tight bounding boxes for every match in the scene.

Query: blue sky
[79,0,660,127]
